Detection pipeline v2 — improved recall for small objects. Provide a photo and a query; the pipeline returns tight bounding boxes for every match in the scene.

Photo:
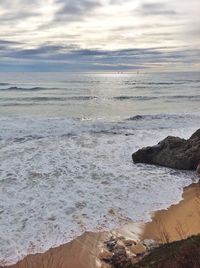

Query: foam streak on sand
[1,181,200,268]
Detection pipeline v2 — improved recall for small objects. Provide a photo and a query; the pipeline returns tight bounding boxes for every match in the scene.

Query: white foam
[0,116,198,265]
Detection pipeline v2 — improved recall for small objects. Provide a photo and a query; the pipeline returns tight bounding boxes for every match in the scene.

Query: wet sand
[1,232,110,268]
[1,181,200,268]
[142,181,200,243]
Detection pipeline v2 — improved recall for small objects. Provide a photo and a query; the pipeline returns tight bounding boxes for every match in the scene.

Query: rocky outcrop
[197,163,200,176]
[132,129,200,170]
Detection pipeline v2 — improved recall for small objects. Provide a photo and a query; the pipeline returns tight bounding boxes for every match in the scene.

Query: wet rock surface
[132,128,200,170]
[100,236,159,268]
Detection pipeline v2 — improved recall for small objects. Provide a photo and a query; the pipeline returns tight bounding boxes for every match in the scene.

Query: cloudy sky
[0,0,200,72]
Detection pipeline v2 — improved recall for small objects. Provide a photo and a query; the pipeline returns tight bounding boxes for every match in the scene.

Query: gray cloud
[0,0,41,26]
[137,3,176,16]
[0,0,102,27]
[56,0,101,15]
[0,39,20,46]
[54,0,102,22]
[0,11,39,24]
[0,0,199,71]
[0,0,40,9]
[1,41,199,71]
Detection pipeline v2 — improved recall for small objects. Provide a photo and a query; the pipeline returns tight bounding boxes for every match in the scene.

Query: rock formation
[197,163,200,176]
[132,129,200,170]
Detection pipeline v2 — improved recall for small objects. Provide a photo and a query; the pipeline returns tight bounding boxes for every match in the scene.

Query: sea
[0,72,199,265]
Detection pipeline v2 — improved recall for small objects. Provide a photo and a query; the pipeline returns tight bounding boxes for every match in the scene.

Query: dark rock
[197,163,200,176]
[190,128,200,140]
[111,246,132,268]
[127,115,144,121]
[132,129,200,170]
[105,237,117,251]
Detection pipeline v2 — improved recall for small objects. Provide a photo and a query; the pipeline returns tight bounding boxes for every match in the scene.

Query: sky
[0,0,200,72]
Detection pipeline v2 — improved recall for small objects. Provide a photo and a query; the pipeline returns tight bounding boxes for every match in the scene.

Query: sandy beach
[1,180,199,268]
[142,181,200,243]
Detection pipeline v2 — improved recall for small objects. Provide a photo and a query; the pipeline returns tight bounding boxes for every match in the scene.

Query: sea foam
[0,115,198,265]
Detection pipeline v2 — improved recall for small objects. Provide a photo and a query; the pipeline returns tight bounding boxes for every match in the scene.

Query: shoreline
[142,181,200,243]
[1,179,200,268]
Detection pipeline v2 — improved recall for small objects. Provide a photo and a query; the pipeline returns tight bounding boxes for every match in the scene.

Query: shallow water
[0,72,199,264]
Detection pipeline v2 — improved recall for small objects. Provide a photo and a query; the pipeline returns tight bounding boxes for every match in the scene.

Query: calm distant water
[0,72,200,118]
[0,72,199,265]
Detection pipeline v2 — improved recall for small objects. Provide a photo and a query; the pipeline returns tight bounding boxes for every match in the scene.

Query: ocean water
[0,72,199,265]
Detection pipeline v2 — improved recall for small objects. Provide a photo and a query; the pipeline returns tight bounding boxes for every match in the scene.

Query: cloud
[56,0,101,15]
[0,40,199,71]
[54,0,102,22]
[137,3,176,16]
[0,11,39,24]
[0,0,199,71]
[0,39,20,46]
